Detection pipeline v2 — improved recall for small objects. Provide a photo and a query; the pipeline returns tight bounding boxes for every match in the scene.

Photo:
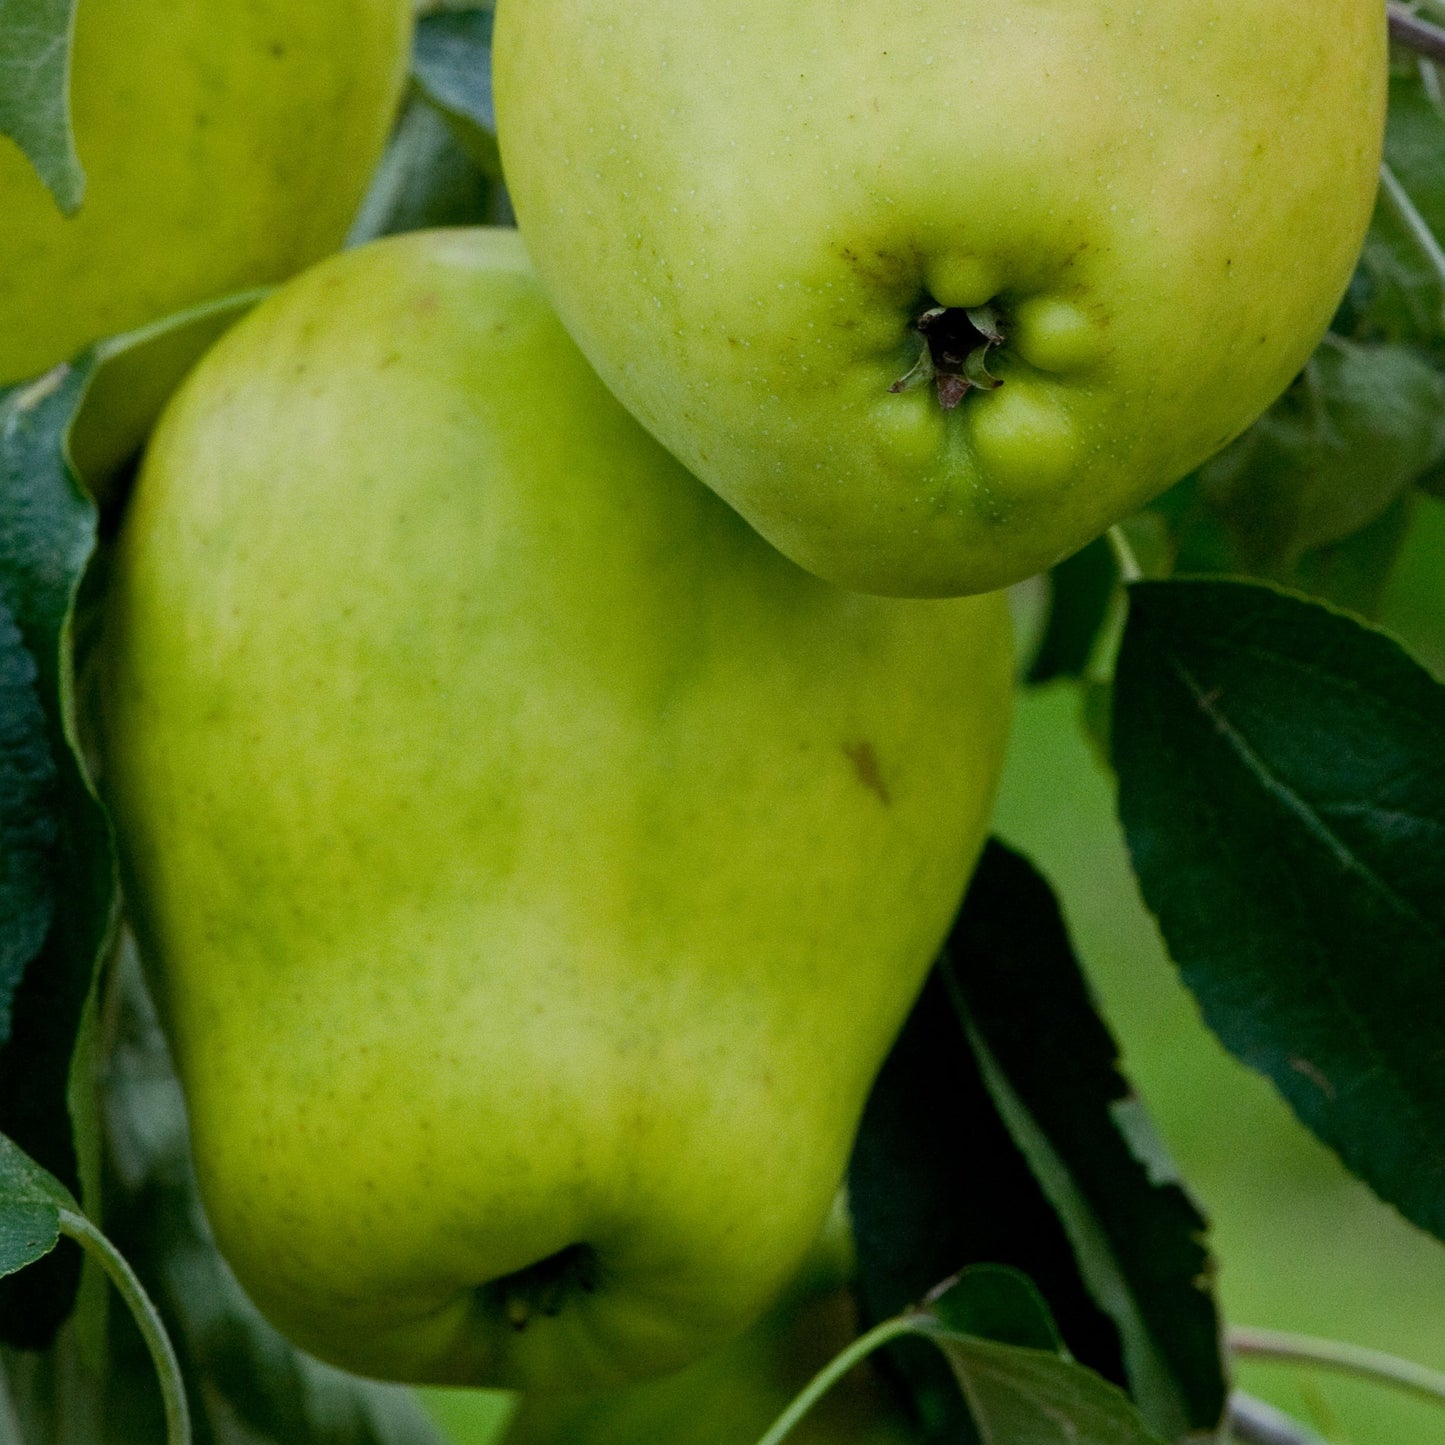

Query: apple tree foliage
[0,5,1443,1445]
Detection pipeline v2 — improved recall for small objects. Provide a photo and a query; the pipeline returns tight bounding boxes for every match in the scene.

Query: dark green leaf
[849,964,1128,1368]
[850,959,1126,1443]
[1113,578,1445,1244]
[412,8,499,176]
[945,842,1226,1443]
[911,1279,1170,1445]
[1027,537,1118,685]
[927,1266,1062,1355]
[0,362,108,1344]
[0,599,55,1039]
[0,293,255,1346]
[927,1338,1169,1445]
[0,1132,71,1280]
[0,0,83,212]
[349,98,503,245]
[0,1211,57,1304]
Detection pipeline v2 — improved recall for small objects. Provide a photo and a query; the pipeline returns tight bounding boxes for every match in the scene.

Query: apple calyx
[494,1243,602,1331]
[889,301,1005,410]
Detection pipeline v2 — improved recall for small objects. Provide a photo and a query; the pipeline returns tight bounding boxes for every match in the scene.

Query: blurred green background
[414,495,1445,1445]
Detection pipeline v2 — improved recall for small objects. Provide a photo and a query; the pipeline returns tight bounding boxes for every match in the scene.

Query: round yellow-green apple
[493,0,1387,597]
[96,228,1013,1391]
[0,0,411,386]
[503,1209,916,1445]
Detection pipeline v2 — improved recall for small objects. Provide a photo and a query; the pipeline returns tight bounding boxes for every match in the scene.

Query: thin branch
[0,1370,25,1445]
[753,1316,921,1445]
[1389,3,1445,64]
[1230,1325,1445,1411]
[1106,524,1144,585]
[57,1209,192,1445]
[1228,1391,1328,1445]
[1378,162,1445,299]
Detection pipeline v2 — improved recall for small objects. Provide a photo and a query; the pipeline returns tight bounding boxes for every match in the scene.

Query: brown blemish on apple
[843,741,891,805]
[832,240,921,292]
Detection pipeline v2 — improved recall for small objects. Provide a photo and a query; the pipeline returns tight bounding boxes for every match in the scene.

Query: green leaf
[411,8,499,176]
[914,1277,1170,1445]
[928,1266,1062,1354]
[0,598,56,1039]
[1176,340,1445,612]
[348,98,502,245]
[850,960,1127,1443]
[944,842,1226,1443]
[0,0,83,212]
[71,290,265,496]
[349,5,508,243]
[1290,489,1418,622]
[0,1132,71,1280]
[923,1336,1169,1445]
[0,291,256,1347]
[0,362,109,1346]
[850,962,1123,1354]
[1113,578,1445,1244]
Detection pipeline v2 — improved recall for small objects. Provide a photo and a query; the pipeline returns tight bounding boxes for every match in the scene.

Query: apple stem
[57,1208,193,1445]
[751,1314,921,1445]
[1229,1326,1445,1412]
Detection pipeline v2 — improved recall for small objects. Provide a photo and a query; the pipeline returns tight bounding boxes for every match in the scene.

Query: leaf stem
[1388,3,1445,63]
[1228,1391,1328,1445]
[1378,162,1445,302]
[1106,525,1144,585]
[57,1208,191,1445]
[1230,1325,1445,1412]
[753,1315,922,1445]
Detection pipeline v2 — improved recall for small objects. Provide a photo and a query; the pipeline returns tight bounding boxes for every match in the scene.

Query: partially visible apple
[97,228,1013,1392]
[503,1207,917,1445]
[0,0,411,386]
[494,0,1387,596]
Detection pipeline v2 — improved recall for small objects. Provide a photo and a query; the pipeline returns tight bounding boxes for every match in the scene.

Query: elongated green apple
[503,1207,916,1445]
[97,228,1012,1392]
[0,0,411,387]
[494,0,1387,597]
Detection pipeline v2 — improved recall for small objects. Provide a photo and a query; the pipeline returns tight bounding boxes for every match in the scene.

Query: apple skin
[503,1208,917,1445]
[493,0,1387,597]
[0,0,412,386]
[96,228,1013,1392]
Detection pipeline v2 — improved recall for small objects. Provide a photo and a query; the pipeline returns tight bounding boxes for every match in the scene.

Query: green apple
[0,0,412,387]
[503,1205,916,1445]
[493,0,1387,597]
[97,228,1013,1392]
